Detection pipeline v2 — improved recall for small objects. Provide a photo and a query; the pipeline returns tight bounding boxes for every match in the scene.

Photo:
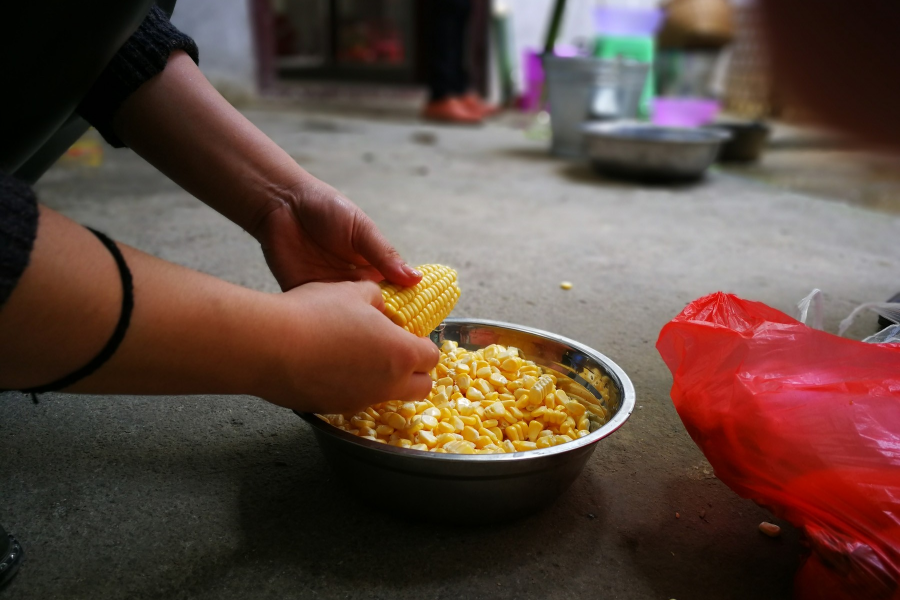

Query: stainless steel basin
[296,318,635,523]
[582,121,731,181]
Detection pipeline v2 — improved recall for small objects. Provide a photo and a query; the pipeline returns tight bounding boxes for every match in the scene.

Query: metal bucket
[544,55,649,157]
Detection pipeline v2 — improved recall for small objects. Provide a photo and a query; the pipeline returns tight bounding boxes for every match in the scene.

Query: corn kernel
[465,387,485,402]
[444,440,476,454]
[384,412,407,430]
[478,427,498,442]
[474,435,493,449]
[462,425,479,442]
[399,403,416,418]
[485,401,506,420]
[513,440,538,452]
[437,421,455,434]
[459,415,478,427]
[350,416,375,430]
[535,436,553,449]
[456,373,471,392]
[474,379,492,396]
[410,443,429,451]
[416,430,438,448]
[528,420,543,442]
[376,424,395,437]
[435,432,462,447]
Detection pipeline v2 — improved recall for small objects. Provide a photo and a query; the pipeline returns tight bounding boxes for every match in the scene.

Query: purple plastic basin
[519,45,582,112]
[651,98,720,128]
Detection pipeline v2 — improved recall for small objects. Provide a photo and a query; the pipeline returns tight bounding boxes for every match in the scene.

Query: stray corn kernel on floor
[4,107,900,600]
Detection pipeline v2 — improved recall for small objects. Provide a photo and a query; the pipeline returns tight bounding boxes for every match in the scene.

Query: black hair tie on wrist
[12,228,133,403]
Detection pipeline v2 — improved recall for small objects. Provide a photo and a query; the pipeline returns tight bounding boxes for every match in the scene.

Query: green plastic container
[594,35,655,119]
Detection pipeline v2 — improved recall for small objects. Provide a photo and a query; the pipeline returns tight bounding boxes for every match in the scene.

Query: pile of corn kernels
[318,341,611,454]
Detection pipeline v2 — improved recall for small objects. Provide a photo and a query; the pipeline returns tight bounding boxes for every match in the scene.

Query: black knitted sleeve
[0,173,39,309]
[77,5,199,148]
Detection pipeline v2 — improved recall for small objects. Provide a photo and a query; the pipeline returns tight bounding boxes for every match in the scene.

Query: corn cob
[379,264,460,336]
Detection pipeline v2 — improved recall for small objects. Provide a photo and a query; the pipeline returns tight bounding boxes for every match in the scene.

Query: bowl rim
[581,120,732,144]
[297,318,636,464]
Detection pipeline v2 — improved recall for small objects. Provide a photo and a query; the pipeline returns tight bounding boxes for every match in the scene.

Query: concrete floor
[4,107,900,600]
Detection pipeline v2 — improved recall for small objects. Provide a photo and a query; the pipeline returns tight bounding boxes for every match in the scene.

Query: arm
[112,51,422,291]
[0,206,438,413]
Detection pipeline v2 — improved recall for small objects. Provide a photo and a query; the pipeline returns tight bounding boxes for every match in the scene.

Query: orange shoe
[459,93,500,118]
[421,98,483,125]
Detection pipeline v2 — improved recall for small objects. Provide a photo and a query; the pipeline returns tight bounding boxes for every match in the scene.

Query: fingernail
[402,263,422,278]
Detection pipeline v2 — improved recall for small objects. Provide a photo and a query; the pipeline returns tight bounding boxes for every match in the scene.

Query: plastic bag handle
[839,302,900,336]
[796,289,824,330]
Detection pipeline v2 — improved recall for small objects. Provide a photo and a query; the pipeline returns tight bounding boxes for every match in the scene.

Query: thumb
[351,280,386,312]
[353,213,422,287]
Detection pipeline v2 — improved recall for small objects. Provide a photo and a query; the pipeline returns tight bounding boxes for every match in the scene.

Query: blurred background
[59,0,900,211]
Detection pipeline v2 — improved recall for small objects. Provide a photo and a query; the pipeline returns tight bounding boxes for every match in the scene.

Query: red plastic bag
[656,292,900,600]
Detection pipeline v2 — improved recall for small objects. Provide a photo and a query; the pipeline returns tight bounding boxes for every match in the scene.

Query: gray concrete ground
[4,107,900,600]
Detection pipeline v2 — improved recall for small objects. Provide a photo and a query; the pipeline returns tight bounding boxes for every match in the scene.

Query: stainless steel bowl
[582,121,731,182]
[296,318,635,523]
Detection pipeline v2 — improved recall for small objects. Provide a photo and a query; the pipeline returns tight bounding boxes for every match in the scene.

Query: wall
[171,0,258,104]
[503,0,596,94]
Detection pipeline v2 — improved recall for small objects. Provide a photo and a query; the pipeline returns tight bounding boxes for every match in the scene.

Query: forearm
[0,206,282,397]
[113,51,305,237]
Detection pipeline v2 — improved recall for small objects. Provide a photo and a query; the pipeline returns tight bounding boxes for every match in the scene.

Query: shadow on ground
[147,448,614,599]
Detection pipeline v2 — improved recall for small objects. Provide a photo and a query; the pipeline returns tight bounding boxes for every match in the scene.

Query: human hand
[252,175,422,291]
[114,53,420,290]
[260,280,440,414]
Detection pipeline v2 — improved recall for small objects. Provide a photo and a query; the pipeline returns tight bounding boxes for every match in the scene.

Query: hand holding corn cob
[263,265,458,414]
